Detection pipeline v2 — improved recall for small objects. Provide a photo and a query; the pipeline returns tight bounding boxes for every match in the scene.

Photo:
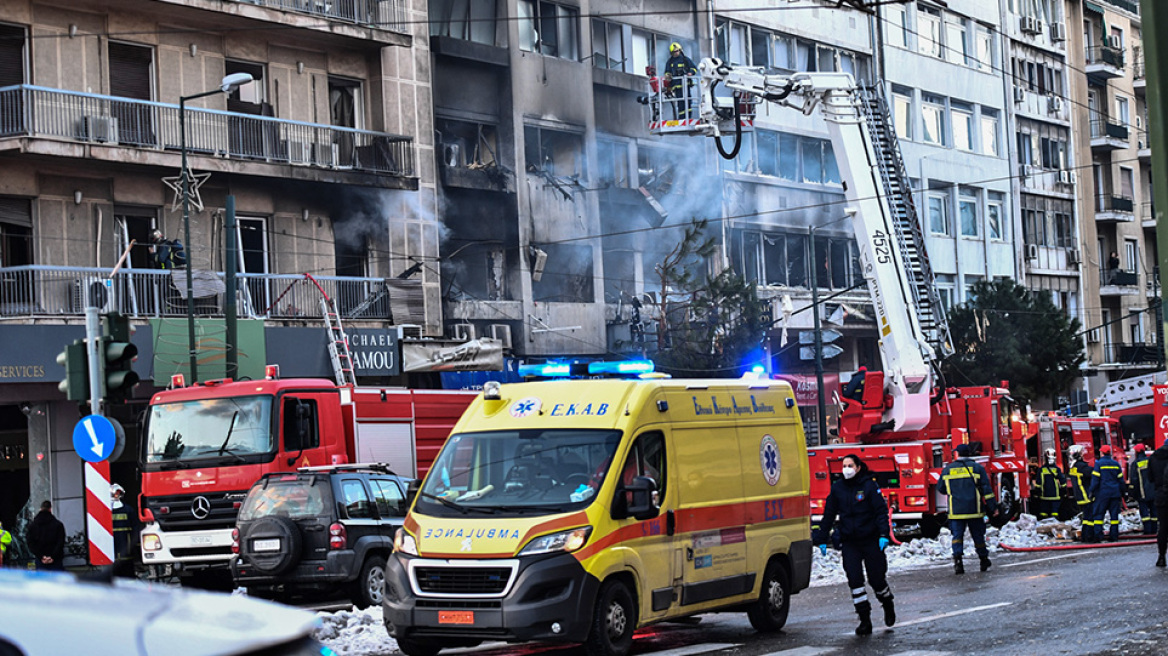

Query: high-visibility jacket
[1089,456,1126,499]
[1128,454,1154,501]
[1069,459,1094,505]
[1036,464,1065,501]
[0,528,11,553]
[941,457,996,519]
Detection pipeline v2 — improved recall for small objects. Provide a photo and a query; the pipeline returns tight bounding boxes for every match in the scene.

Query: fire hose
[999,537,1157,552]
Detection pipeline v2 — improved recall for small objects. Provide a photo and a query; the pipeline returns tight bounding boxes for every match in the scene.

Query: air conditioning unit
[1026,243,1039,260]
[1107,35,1122,49]
[1058,169,1073,185]
[1021,16,1041,34]
[398,324,423,339]
[1013,86,1026,103]
[451,323,476,341]
[288,140,312,165]
[84,115,119,144]
[1022,164,1035,179]
[1048,96,1063,113]
[489,324,513,349]
[1087,328,1100,344]
[443,141,462,167]
[529,247,548,282]
[1067,248,1081,265]
[1050,22,1067,42]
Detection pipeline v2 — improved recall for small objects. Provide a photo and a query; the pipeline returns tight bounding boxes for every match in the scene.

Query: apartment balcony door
[238,217,270,315]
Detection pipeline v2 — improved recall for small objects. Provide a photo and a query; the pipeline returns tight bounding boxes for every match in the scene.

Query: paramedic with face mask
[814,453,895,636]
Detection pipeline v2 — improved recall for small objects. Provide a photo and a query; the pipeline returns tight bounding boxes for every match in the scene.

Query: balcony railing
[1102,342,1163,366]
[1096,194,1134,213]
[0,266,413,321]
[1099,267,1138,287]
[0,85,415,177]
[1090,118,1129,141]
[233,0,407,31]
[1086,44,1125,69]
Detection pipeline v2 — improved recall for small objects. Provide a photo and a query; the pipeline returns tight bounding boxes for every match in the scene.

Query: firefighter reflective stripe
[0,529,11,553]
[1069,462,1093,504]
[851,587,868,605]
[1038,465,1064,500]
[942,460,993,519]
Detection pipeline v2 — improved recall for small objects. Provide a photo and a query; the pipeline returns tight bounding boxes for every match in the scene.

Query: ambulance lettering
[550,403,610,417]
[422,527,523,540]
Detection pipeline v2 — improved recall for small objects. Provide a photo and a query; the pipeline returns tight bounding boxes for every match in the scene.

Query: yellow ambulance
[384,377,812,656]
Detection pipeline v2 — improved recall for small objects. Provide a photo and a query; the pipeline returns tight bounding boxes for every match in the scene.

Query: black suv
[231,464,412,607]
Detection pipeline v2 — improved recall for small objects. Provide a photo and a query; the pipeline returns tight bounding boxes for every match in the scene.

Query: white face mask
[841,466,857,479]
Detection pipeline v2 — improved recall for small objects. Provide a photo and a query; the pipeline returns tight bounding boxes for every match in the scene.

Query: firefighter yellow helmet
[670,42,682,54]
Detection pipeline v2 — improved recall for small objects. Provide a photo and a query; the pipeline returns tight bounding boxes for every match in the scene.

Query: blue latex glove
[819,544,828,557]
[878,537,890,551]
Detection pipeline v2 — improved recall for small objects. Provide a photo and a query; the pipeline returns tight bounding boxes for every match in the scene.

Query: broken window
[518,1,578,60]
[430,0,498,45]
[596,140,629,187]
[532,243,594,303]
[525,126,582,178]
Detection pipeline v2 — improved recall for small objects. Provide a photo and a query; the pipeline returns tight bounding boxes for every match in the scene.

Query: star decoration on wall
[162,168,213,212]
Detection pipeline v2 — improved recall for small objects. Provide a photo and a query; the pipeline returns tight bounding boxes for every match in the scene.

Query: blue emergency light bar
[517,360,655,378]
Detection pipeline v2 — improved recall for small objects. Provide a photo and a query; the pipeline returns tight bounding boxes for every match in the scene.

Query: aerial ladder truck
[651,59,1030,532]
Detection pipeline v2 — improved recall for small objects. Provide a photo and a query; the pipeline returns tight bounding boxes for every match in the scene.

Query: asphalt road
[440,542,1168,656]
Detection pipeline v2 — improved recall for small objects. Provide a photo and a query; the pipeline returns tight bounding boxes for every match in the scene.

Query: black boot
[953,555,965,575]
[980,555,992,572]
[855,601,873,635]
[875,587,895,627]
[1157,554,1166,568]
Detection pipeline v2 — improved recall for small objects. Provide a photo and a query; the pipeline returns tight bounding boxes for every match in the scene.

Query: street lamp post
[179,72,252,383]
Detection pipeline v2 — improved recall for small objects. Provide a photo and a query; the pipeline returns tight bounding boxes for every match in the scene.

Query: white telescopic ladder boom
[695,59,953,433]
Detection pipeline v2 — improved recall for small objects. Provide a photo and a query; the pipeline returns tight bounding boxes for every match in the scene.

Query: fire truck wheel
[244,516,302,575]
[352,555,387,608]
[747,559,790,632]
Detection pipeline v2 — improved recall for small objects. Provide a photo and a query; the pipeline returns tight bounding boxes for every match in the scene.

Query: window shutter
[108,42,153,100]
[0,25,25,87]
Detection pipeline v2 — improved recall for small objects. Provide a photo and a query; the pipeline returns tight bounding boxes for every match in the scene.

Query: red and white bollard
[84,460,114,566]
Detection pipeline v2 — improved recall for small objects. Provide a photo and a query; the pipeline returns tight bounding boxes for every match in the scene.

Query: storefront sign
[403,339,504,373]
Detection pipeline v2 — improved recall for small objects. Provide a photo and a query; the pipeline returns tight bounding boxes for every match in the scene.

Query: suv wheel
[243,516,302,575]
[352,555,387,608]
[396,637,441,656]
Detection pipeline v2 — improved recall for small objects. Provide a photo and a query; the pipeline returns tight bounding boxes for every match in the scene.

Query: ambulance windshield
[419,429,623,516]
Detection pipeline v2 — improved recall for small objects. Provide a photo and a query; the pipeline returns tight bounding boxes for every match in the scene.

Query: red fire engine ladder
[305,274,357,387]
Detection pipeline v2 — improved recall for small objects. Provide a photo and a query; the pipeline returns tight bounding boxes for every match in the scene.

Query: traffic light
[56,339,90,402]
[101,312,139,403]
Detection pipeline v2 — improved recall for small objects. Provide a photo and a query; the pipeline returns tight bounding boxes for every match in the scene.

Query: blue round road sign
[73,415,117,463]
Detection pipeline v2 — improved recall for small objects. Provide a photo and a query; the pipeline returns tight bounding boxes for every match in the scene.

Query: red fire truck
[137,372,475,585]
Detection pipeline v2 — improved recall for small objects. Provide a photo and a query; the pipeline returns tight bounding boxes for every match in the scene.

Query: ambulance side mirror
[624,476,660,521]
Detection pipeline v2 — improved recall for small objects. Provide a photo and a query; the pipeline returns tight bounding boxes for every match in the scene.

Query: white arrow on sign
[84,418,105,458]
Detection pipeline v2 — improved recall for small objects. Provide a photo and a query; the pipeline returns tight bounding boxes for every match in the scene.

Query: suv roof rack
[295,462,399,476]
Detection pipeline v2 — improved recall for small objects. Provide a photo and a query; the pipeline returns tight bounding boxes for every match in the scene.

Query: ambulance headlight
[519,527,592,556]
[394,528,418,556]
[142,534,162,552]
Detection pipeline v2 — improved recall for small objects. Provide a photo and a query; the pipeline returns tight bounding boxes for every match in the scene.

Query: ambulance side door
[614,429,676,621]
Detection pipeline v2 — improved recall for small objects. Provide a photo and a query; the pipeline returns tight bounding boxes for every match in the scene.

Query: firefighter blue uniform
[664,44,698,119]
[941,444,996,573]
[1089,451,1126,542]
[1068,456,1096,540]
[1128,450,1158,535]
[814,455,895,634]
[1035,462,1065,520]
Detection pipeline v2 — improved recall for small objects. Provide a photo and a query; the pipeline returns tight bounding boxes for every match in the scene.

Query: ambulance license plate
[438,611,474,625]
[253,539,280,552]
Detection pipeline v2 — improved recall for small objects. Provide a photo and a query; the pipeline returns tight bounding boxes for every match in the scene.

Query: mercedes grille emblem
[191,496,212,520]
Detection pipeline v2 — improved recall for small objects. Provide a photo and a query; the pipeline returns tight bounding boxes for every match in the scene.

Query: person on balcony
[1107,251,1120,284]
[150,230,187,270]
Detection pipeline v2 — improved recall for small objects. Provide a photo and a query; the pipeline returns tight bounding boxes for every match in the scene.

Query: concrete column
[25,402,52,521]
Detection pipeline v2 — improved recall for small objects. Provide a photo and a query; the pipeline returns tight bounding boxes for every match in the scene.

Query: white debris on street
[314,512,1145,652]
[315,607,397,656]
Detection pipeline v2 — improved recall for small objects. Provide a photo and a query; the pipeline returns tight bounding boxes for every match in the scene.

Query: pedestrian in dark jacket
[1067,444,1096,541]
[1089,445,1126,542]
[1147,442,1168,567]
[814,453,895,635]
[941,443,997,574]
[1127,444,1157,535]
[27,500,66,571]
[1034,448,1065,520]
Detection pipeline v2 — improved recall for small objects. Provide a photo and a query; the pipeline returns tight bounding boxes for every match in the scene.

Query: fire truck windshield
[144,395,275,465]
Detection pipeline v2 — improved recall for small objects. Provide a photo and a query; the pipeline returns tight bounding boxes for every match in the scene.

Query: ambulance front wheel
[585,579,637,656]
[747,559,790,632]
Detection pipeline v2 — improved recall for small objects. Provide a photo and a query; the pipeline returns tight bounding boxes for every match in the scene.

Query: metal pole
[225,195,238,380]
[181,97,198,384]
[810,226,827,447]
[85,289,102,417]
[1143,0,1168,370]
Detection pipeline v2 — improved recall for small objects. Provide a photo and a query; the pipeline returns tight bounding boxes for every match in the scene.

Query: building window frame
[519,1,579,60]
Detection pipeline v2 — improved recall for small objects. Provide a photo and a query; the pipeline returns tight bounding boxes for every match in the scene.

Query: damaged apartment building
[429,0,1025,438]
